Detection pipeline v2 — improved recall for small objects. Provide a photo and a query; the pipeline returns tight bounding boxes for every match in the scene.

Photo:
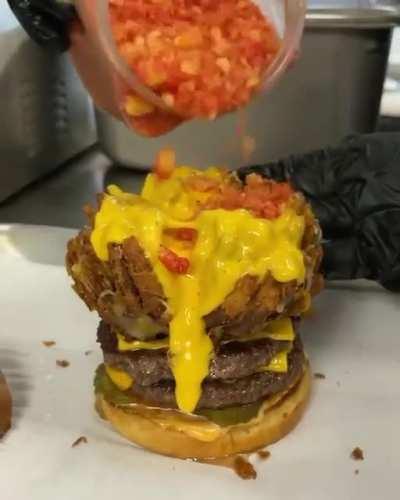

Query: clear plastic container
[71,0,306,136]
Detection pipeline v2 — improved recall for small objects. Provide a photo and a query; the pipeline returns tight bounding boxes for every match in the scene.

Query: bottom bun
[97,363,311,460]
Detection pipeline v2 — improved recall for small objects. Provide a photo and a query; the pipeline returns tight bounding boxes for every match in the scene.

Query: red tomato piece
[159,246,190,274]
[154,148,176,179]
[200,173,293,220]
[184,174,220,193]
[110,0,281,121]
[219,185,245,210]
[261,201,281,219]
[164,228,198,242]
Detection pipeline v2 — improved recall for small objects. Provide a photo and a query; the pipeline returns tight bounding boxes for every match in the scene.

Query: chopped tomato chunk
[152,158,293,221]
[184,175,220,193]
[109,0,281,122]
[164,228,198,242]
[159,246,190,274]
[155,148,176,179]
[130,111,183,137]
[202,173,294,219]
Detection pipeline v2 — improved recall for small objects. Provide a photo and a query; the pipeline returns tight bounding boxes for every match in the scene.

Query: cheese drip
[117,318,295,352]
[105,365,133,390]
[90,168,306,413]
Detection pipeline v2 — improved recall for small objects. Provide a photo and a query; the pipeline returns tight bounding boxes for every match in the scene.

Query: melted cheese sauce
[263,347,292,373]
[105,365,134,390]
[118,334,169,351]
[235,318,295,343]
[91,167,306,413]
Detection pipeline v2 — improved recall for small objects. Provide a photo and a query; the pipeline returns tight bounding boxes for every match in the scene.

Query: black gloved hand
[7,0,75,52]
[238,132,400,292]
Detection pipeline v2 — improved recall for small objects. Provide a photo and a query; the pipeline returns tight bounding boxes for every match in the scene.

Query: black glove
[7,0,76,52]
[238,132,400,292]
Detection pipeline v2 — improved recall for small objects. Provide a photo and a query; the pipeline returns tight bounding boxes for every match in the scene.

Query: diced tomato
[274,182,294,201]
[159,246,190,274]
[154,148,176,179]
[200,172,293,220]
[219,185,245,210]
[151,154,293,221]
[164,228,198,242]
[261,201,281,219]
[109,0,281,121]
[245,173,264,188]
[184,174,220,193]
[174,27,204,49]
[130,112,183,138]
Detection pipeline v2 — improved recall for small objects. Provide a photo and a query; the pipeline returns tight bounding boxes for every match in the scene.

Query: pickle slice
[196,401,262,427]
[95,364,262,426]
[94,364,135,407]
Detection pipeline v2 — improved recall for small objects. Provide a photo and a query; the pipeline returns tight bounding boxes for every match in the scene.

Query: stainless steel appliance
[96,1,400,169]
[0,3,96,202]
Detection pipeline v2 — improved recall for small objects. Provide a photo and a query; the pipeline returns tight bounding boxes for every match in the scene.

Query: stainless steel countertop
[0,147,147,229]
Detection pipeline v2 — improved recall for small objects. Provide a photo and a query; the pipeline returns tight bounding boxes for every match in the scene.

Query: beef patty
[98,320,292,386]
[128,339,305,410]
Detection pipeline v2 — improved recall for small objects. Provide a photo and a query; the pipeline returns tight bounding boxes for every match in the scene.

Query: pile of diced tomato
[203,171,294,220]
[154,150,294,274]
[110,0,281,126]
[155,149,293,221]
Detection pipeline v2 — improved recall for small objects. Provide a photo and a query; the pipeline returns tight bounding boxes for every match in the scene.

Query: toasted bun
[96,364,311,459]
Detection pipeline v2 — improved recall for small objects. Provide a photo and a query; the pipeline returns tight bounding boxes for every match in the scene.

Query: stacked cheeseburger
[66,152,323,459]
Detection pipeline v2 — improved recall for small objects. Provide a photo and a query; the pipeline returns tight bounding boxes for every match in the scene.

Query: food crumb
[72,436,88,448]
[84,350,92,356]
[314,372,326,380]
[234,456,257,480]
[351,447,364,461]
[42,341,56,347]
[355,469,359,475]
[257,450,271,460]
[56,360,70,368]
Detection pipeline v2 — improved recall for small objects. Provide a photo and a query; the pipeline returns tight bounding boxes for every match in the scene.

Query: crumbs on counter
[351,447,364,461]
[234,456,257,480]
[257,450,271,460]
[72,436,88,448]
[56,359,70,368]
[314,373,326,380]
[84,350,93,356]
[42,341,56,347]
[199,454,257,479]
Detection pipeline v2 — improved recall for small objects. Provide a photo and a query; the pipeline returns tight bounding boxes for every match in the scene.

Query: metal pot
[0,2,96,201]
[96,3,400,170]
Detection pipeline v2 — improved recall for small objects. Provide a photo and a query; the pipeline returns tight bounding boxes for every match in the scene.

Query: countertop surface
[0,147,147,229]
